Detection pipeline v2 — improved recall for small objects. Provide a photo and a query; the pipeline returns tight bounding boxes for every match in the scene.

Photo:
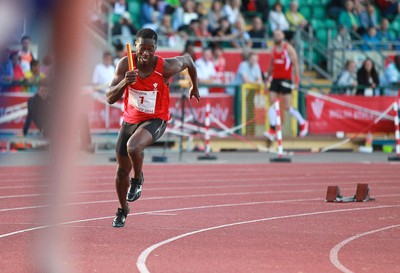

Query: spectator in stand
[92,51,115,93]
[327,0,346,20]
[207,0,225,34]
[356,58,379,96]
[375,0,399,19]
[242,0,270,22]
[40,53,54,79]
[332,24,353,49]
[361,26,382,50]
[268,2,292,41]
[172,0,199,31]
[18,35,37,73]
[24,59,46,93]
[112,11,138,46]
[222,0,242,25]
[157,14,176,46]
[195,47,217,96]
[141,0,162,27]
[233,51,263,86]
[231,15,252,48]
[23,81,51,137]
[113,43,125,67]
[334,59,357,94]
[211,44,228,92]
[248,16,268,49]
[188,16,212,48]
[195,1,207,17]
[0,49,13,91]
[378,18,396,50]
[113,0,127,16]
[380,54,400,96]
[358,3,378,35]
[338,0,360,34]
[9,52,25,92]
[285,0,309,33]
[212,16,236,48]
[143,10,161,31]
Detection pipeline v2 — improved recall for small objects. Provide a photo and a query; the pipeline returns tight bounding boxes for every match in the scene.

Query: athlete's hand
[125,69,138,85]
[189,85,200,102]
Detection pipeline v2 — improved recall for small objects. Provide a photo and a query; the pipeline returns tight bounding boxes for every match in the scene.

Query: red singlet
[272,42,292,80]
[123,55,170,124]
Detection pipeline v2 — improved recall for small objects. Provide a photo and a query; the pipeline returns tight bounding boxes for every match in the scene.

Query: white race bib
[128,88,158,114]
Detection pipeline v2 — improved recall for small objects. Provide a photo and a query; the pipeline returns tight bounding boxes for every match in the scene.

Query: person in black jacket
[356,58,379,96]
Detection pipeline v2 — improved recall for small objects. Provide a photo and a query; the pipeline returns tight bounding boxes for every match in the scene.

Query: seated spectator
[18,35,37,73]
[172,0,198,31]
[194,47,217,96]
[233,52,263,86]
[9,52,25,92]
[231,15,252,48]
[141,0,161,27]
[380,54,400,96]
[112,12,138,46]
[334,60,357,94]
[358,3,378,35]
[361,26,381,50]
[375,0,399,19]
[222,0,241,25]
[356,58,379,96]
[332,25,353,49]
[92,51,115,93]
[24,59,46,93]
[207,0,225,33]
[242,0,269,22]
[142,10,161,31]
[285,0,309,33]
[338,0,360,34]
[113,0,127,16]
[211,44,227,92]
[327,0,346,20]
[23,82,51,136]
[378,18,396,50]
[248,16,268,49]
[0,49,13,91]
[268,2,292,41]
[157,14,176,46]
[212,16,236,48]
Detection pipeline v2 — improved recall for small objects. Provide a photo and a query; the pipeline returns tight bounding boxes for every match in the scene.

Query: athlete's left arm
[287,43,300,87]
[164,54,200,102]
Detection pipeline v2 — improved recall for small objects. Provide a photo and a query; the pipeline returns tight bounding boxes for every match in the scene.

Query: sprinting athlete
[106,28,200,228]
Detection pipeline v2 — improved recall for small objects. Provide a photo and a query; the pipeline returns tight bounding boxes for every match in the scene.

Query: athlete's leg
[115,155,132,210]
[283,93,305,124]
[126,128,153,180]
[268,91,279,127]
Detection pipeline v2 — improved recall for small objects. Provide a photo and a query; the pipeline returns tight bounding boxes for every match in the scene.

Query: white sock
[289,107,305,125]
[268,105,277,127]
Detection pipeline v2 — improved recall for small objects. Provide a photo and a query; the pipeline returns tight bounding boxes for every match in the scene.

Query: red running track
[0,163,399,273]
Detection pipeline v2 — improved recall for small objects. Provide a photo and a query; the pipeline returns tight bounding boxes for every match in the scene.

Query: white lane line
[136,205,400,273]
[329,224,400,273]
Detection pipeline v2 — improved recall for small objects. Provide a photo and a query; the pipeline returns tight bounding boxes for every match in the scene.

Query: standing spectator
[264,30,308,139]
[24,59,46,93]
[18,35,37,73]
[358,3,378,35]
[285,0,309,33]
[378,18,396,50]
[112,11,138,46]
[222,0,242,25]
[338,0,360,33]
[0,49,13,91]
[195,47,217,96]
[332,24,352,49]
[268,2,292,41]
[380,55,400,96]
[211,44,227,92]
[356,58,379,96]
[208,0,225,33]
[248,16,267,49]
[334,60,357,94]
[10,52,25,92]
[92,51,115,93]
[233,52,263,86]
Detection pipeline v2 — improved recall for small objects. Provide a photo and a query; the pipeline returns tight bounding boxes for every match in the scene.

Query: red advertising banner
[0,92,234,133]
[306,94,399,134]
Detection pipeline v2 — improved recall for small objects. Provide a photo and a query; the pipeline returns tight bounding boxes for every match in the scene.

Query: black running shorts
[116,118,167,157]
[270,79,292,94]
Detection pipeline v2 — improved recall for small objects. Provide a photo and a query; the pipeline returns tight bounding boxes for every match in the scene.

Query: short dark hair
[136,28,158,43]
[21,35,31,43]
[30,59,40,69]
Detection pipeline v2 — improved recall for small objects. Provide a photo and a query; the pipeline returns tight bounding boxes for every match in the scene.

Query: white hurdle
[198,102,217,160]
[270,98,291,162]
[388,101,400,161]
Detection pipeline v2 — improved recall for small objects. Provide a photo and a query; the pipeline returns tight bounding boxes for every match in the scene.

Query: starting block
[354,183,375,202]
[325,186,342,202]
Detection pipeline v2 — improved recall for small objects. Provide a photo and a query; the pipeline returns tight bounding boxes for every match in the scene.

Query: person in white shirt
[381,55,400,96]
[92,51,115,92]
[195,47,217,96]
[335,60,357,95]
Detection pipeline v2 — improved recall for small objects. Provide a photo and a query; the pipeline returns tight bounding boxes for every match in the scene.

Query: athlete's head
[135,28,158,66]
[273,30,285,44]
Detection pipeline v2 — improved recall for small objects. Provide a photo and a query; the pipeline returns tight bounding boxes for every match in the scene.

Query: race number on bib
[128,88,158,114]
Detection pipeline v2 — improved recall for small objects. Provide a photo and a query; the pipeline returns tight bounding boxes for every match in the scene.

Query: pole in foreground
[388,101,400,161]
[198,102,217,160]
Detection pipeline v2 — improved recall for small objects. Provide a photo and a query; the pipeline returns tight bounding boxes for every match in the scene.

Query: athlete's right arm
[106,56,138,104]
